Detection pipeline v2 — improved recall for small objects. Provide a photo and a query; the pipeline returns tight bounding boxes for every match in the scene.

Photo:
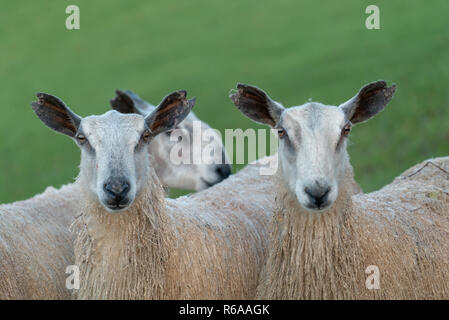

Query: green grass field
[0,0,448,203]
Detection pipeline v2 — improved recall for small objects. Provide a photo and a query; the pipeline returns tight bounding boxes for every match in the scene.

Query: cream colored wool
[0,155,274,300]
[0,183,80,299]
[0,156,274,300]
[256,158,449,299]
[73,157,275,299]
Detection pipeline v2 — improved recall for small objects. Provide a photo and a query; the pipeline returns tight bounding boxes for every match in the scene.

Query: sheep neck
[258,162,364,299]
[74,169,169,299]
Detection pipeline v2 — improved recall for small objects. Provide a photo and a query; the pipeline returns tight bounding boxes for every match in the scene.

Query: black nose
[215,164,232,180]
[304,186,331,209]
[104,179,130,203]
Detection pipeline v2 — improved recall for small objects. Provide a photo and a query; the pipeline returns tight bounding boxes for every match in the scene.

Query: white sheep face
[145,114,231,191]
[32,90,194,213]
[110,90,231,191]
[76,111,149,212]
[278,104,350,211]
[231,81,396,213]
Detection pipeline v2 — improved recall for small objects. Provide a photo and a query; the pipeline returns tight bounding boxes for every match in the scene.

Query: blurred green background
[0,0,448,203]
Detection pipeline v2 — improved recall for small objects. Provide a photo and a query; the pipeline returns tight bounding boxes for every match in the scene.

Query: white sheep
[0,90,232,299]
[230,81,449,299]
[0,184,77,299]
[31,90,274,299]
[110,89,232,190]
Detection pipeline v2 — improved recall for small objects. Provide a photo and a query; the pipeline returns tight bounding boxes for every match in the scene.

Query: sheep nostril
[304,186,331,207]
[121,183,130,197]
[216,164,232,180]
[104,180,131,201]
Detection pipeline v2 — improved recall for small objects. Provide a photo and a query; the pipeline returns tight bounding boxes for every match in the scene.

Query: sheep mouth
[103,200,132,213]
[304,202,332,213]
[201,178,215,188]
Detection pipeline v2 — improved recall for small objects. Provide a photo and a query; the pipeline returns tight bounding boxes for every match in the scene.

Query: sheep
[0,183,78,299]
[0,90,232,300]
[230,81,449,299]
[31,90,274,299]
[109,89,232,190]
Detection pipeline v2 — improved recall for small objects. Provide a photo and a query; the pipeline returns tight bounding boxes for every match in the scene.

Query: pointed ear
[31,93,81,137]
[230,83,284,128]
[110,89,152,116]
[145,90,195,136]
[340,81,396,124]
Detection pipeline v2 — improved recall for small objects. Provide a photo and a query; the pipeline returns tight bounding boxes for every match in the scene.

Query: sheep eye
[278,128,287,138]
[142,129,151,142]
[165,126,180,137]
[342,123,352,137]
[76,134,87,144]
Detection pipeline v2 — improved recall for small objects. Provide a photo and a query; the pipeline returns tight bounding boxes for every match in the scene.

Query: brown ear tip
[366,80,386,90]
[115,89,125,96]
[35,92,56,104]
[387,83,397,97]
[116,89,131,101]
[189,97,197,105]
[227,88,237,102]
[373,80,396,92]
[31,101,39,109]
[176,90,187,98]
[237,83,251,92]
[165,90,187,102]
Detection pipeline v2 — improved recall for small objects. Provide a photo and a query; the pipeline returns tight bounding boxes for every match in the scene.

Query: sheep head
[231,81,396,213]
[110,89,232,191]
[32,90,194,213]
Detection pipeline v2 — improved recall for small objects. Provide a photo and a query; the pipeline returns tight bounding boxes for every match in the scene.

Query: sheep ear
[145,90,195,136]
[110,89,153,116]
[340,81,396,124]
[230,83,284,128]
[31,93,81,137]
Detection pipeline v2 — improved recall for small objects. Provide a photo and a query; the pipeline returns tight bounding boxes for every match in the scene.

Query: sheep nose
[304,186,331,209]
[103,179,130,202]
[215,164,232,180]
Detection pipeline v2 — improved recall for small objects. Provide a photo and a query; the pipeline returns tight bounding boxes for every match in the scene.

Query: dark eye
[342,123,352,137]
[278,128,287,138]
[76,134,87,145]
[142,129,151,142]
[165,126,180,137]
